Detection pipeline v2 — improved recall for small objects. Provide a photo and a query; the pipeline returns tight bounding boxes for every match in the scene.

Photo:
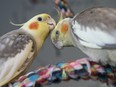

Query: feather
[72,7,116,49]
[0,30,37,86]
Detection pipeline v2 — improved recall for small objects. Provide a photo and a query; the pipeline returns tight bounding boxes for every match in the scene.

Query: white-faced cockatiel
[0,14,56,86]
[51,7,116,87]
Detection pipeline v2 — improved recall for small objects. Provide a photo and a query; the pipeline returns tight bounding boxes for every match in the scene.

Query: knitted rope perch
[55,0,74,17]
[11,58,116,87]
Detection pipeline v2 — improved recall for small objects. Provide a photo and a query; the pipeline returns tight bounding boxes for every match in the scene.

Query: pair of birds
[0,7,116,87]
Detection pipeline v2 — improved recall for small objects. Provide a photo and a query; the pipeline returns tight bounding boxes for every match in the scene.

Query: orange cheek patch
[61,23,68,33]
[29,22,39,30]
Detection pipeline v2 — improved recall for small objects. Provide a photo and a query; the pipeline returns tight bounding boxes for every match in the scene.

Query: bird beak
[47,17,56,30]
[52,39,63,49]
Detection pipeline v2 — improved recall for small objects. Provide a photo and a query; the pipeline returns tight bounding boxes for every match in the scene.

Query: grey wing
[71,7,116,49]
[0,30,36,59]
[0,30,37,86]
[75,7,116,31]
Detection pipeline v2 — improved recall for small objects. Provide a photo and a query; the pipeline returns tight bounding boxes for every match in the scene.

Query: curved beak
[52,39,63,49]
[47,17,56,30]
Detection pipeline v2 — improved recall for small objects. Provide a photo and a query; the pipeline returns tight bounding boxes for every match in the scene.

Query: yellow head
[21,14,56,49]
[51,18,73,49]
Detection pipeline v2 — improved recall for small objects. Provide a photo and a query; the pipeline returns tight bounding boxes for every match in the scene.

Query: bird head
[51,18,73,49]
[23,13,56,29]
[21,14,55,37]
[20,14,56,48]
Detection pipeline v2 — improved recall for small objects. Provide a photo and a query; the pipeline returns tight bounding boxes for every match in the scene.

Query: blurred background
[0,0,116,87]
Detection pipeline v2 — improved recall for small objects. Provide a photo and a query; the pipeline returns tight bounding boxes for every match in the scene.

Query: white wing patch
[79,40,102,48]
[0,40,33,85]
[72,21,116,48]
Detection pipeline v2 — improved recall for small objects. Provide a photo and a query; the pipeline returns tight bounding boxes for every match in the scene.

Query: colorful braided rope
[11,58,116,87]
[55,0,74,18]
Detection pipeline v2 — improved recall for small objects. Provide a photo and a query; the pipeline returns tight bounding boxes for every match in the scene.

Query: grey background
[0,0,116,87]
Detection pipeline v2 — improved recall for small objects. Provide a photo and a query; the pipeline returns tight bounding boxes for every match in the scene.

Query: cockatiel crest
[0,13,56,86]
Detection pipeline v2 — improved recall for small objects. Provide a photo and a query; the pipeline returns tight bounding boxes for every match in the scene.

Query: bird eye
[56,30,60,36]
[38,17,42,21]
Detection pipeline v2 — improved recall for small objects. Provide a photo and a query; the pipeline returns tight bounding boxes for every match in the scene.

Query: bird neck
[67,26,76,47]
[65,31,74,46]
[62,29,74,47]
[20,27,49,50]
[35,30,50,50]
[37,29,50,40]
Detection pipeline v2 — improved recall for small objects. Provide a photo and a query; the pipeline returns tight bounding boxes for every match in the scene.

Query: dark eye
[56,30,60,36]
[38,17,42,21]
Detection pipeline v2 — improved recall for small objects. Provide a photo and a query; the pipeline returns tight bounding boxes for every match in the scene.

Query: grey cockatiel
[0,14,56,86]
[51,7,116,87]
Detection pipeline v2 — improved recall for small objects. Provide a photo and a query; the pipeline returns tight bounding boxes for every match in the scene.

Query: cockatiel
[51,7,116,86]
[0,14,56,86]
